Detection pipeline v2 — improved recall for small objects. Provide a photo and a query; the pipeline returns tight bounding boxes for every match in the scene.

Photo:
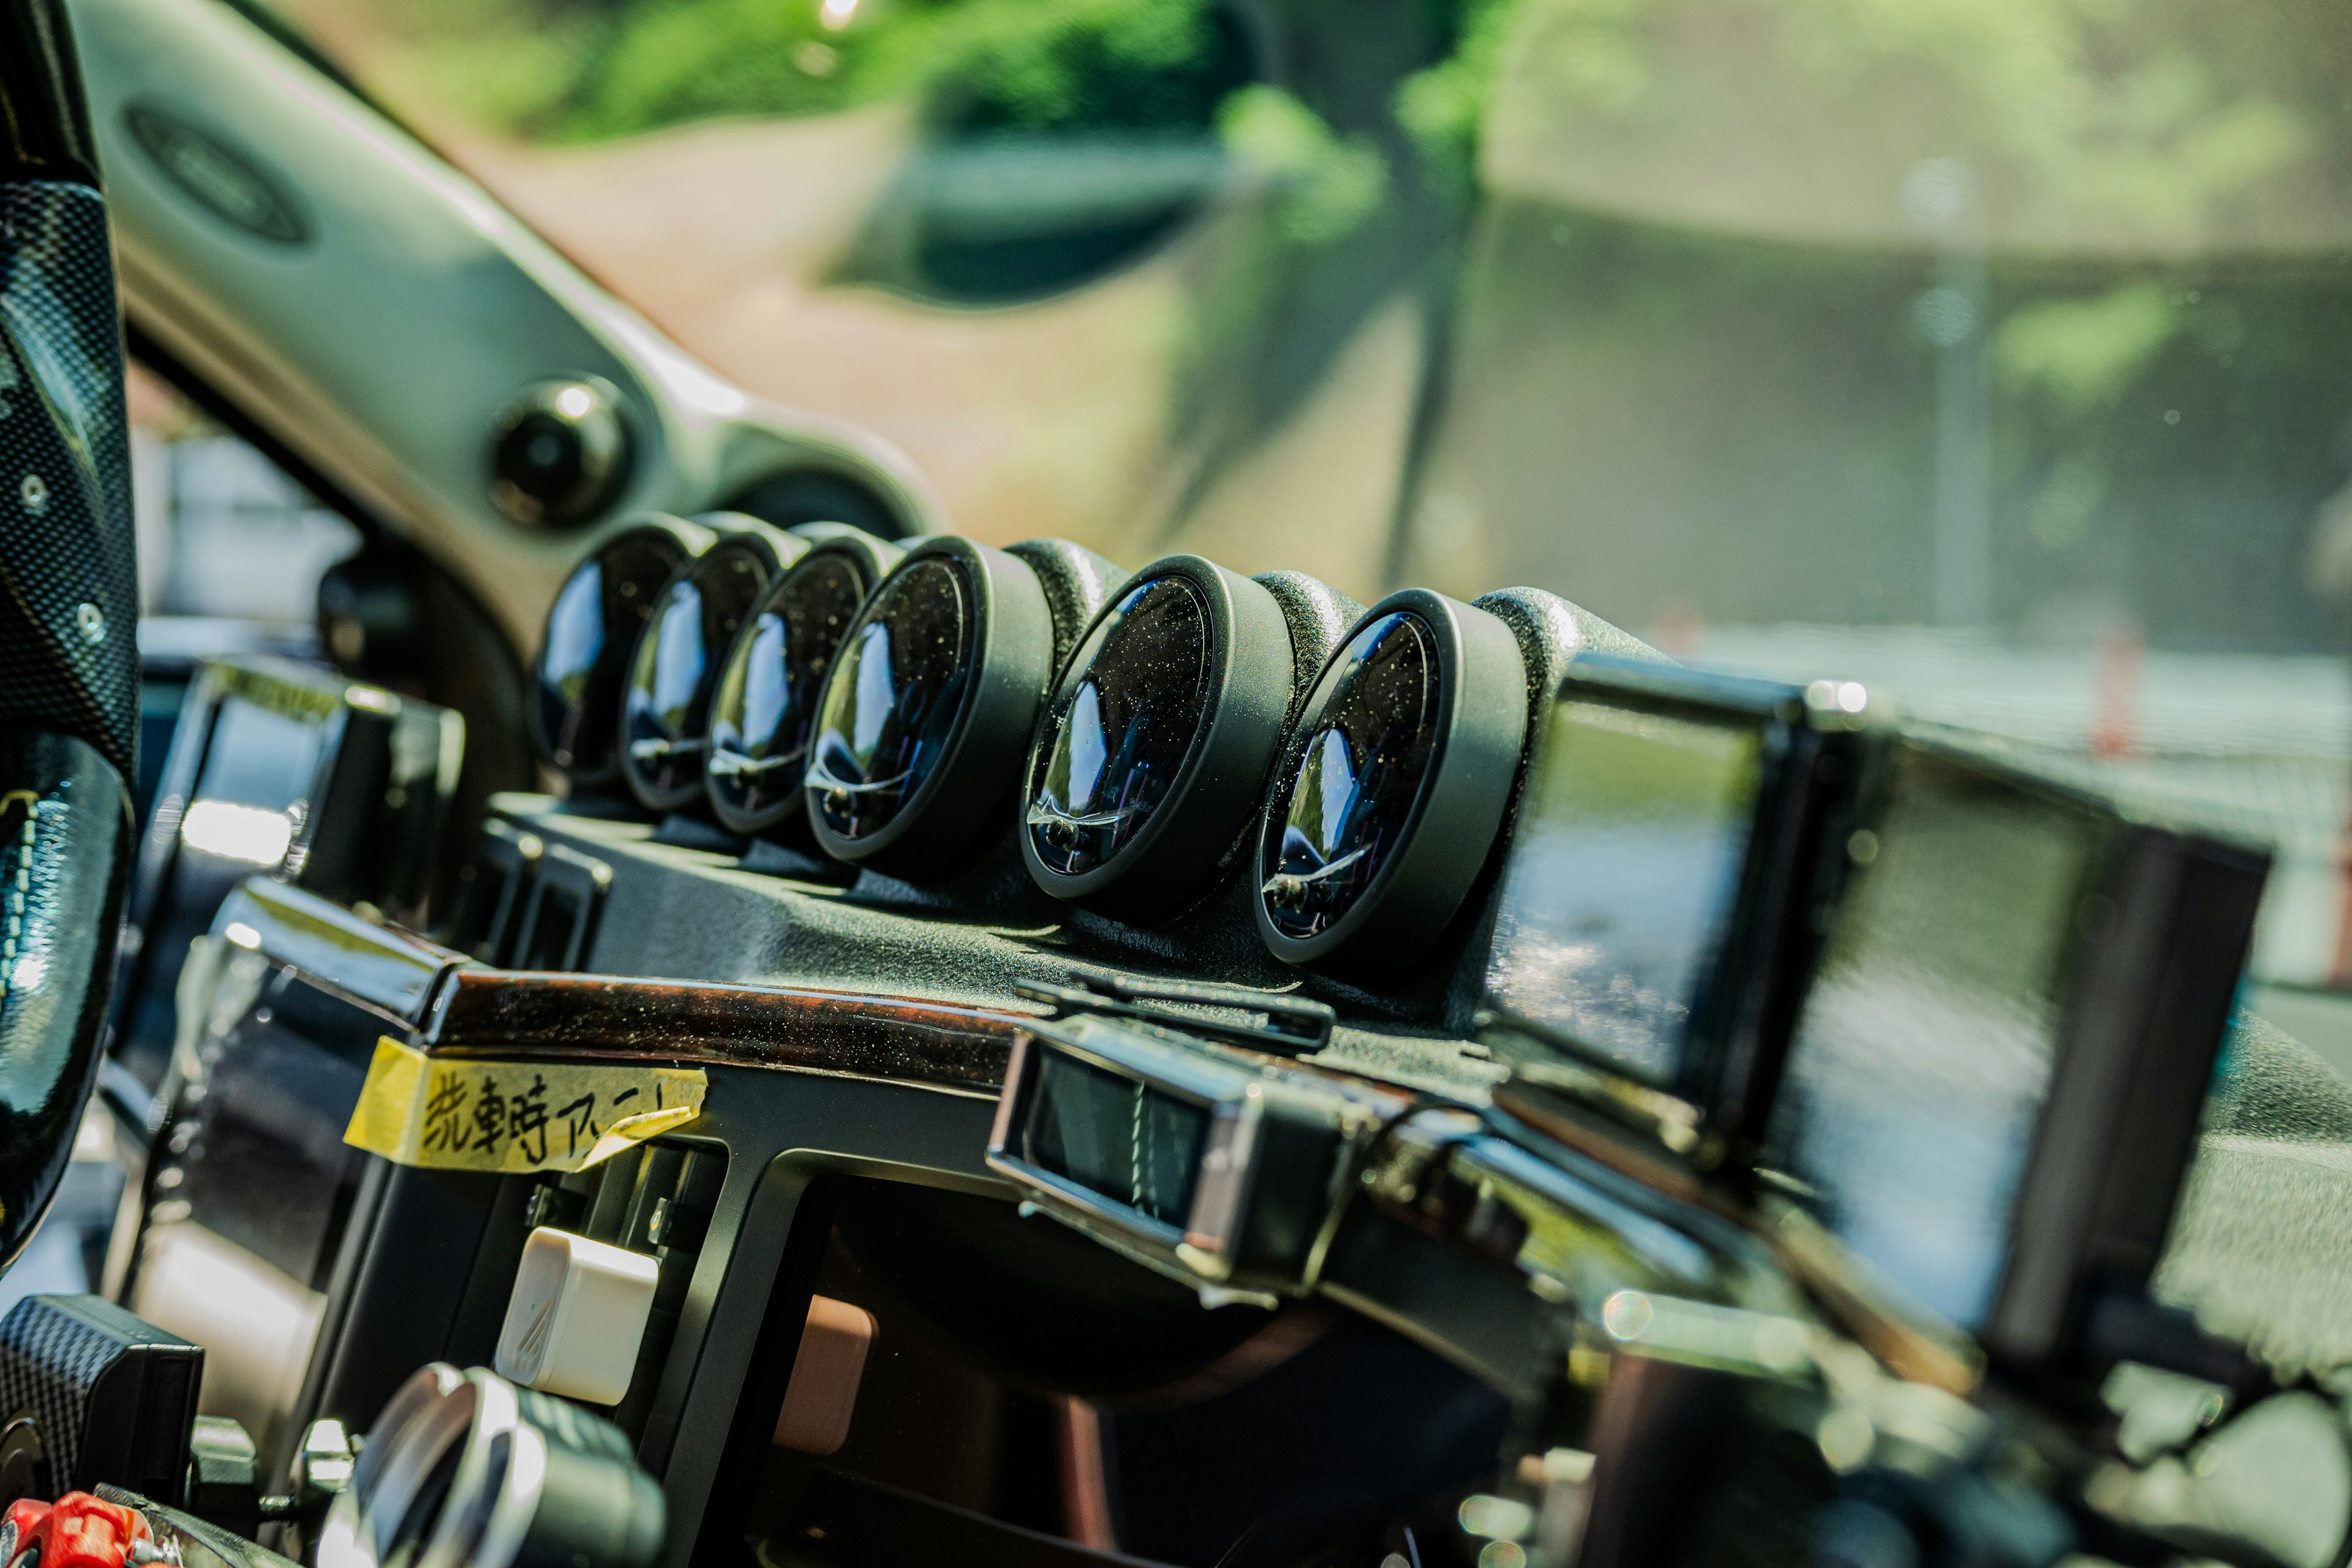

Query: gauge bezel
[1254,587,1528,971]
[1020,555,1295,922]
[617,520,805,815]
[530,513,715,790]
[804,534,1055,875]
[704,524,905,840]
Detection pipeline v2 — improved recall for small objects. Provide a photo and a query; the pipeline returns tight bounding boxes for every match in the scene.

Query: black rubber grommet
[530,512,715,788]
[1254,588,1528,972]
[704,524,905,842]
[1022,555,1297,923]
[804,535,1058,877]
[617,518,806,815]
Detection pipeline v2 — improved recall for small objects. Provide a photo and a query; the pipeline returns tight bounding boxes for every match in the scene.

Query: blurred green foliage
[1996,283,2179,418]
[379,0,1254,143]
[1219,86,1389,246]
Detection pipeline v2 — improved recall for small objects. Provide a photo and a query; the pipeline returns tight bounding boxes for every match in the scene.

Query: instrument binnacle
[527,518,1604,987]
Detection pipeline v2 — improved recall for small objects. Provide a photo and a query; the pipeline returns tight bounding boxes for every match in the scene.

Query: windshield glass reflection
[265,0,2352,989]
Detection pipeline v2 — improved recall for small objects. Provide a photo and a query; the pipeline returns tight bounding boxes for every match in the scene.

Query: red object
[2091,619,2144,760]
[0,1494,150,1568]
[0,1499,48,1568]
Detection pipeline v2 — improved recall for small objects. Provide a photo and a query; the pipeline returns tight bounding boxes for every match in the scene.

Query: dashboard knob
[488,375,633,528]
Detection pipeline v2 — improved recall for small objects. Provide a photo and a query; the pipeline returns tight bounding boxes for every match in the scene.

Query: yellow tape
[343,1038,707,1174]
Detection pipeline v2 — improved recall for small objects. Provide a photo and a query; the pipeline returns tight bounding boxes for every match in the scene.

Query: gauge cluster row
[530,513,1567,972]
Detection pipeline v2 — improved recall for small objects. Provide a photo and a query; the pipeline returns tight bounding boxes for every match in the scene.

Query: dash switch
[494,1227,660,1405]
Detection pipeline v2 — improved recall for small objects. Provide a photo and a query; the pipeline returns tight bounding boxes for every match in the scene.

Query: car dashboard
[75,508,2291,1568]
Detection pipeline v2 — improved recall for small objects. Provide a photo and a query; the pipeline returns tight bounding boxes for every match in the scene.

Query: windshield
[259,0,2352,993]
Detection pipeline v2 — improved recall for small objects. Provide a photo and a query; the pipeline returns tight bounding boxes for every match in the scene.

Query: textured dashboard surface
[2160,1013,2352,1379]
[492,796,2352,1384]
[497,799,1510,1104]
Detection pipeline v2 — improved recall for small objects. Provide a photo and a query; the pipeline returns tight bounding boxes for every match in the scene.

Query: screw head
[19,473,46,511]
[74,603,105,645]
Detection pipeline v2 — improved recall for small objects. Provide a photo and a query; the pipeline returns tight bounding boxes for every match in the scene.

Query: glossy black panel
[1025,575,1209,878]
[0,184,138,782]
[1260,612,1439,940]
[533,530,689,777]
[0,0,100,187]
[708,553,870,828]
[622,544,771,805]
[0,732,127,1272]
[807,558,972,842]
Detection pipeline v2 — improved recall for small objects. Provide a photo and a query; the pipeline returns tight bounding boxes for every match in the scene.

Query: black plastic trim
[0,0,101,188]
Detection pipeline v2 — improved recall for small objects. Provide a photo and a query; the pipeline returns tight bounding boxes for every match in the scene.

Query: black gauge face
[807,557,973,842]
[1260,612,1440,940]
[1026,575,1211,878]
[622,546,768,804]
[533,531,684,776]
[707,554,870,826]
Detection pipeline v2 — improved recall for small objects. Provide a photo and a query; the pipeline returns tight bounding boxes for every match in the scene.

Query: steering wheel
[0,4,143,1272]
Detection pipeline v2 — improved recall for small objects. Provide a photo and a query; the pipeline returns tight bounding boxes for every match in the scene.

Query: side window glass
[127,359,362,823]
[129,358,360,628]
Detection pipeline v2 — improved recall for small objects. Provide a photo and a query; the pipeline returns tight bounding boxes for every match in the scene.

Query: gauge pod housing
[704,524,905,842]
[1256,589,1528,972]
[530,513,714,788]
[804,535,1087,878]
[1022,556,1296,922]
[617,518,805,815]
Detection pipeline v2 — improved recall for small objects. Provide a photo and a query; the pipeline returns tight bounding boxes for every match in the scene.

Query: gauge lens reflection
[1261,612,1439,939]
[807,557,972,840]
[535,560,608,770]
[1027,575,1211,878]
[708,554,870,823]
[622,546,767,800]
[534,532,682,774]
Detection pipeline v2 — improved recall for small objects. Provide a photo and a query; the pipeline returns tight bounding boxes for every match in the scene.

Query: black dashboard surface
[493,797,1513,1107]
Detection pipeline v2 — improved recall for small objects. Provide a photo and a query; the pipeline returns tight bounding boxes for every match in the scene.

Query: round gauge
[531,514,715,788]
[617,522,807,815]
[804,536,1059,876]
[1256,589,1528,970]
[1022,556,1297,922]
[705,526,904,840]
